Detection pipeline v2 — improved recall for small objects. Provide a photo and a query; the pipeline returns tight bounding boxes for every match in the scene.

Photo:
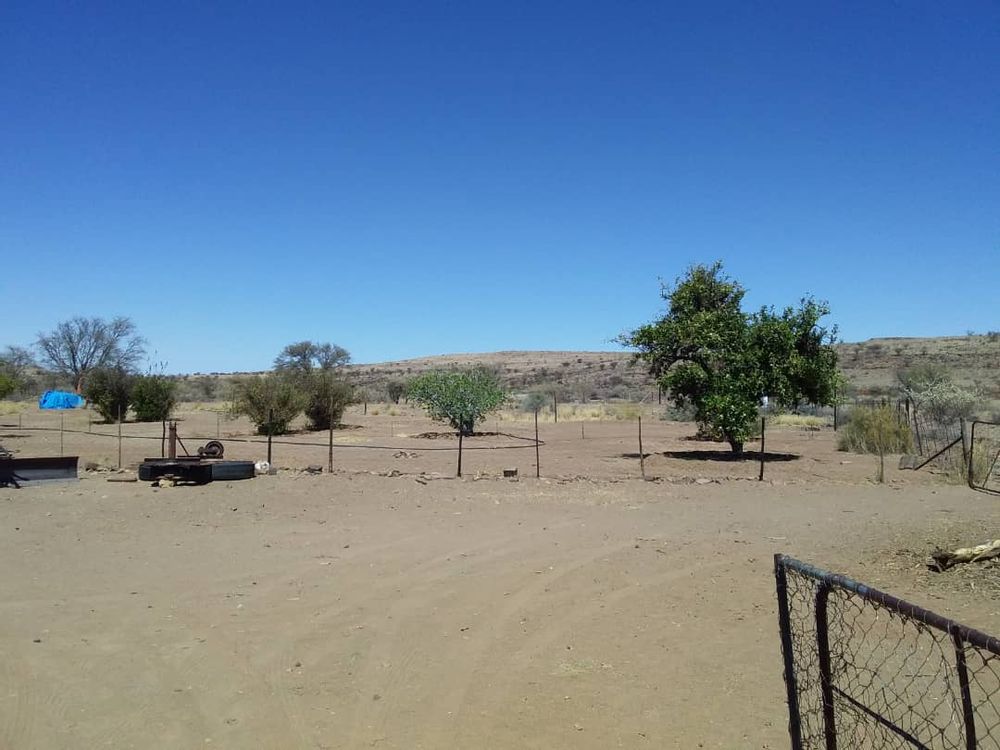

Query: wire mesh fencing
[970,421,1000,494]
[775,554,1000,749]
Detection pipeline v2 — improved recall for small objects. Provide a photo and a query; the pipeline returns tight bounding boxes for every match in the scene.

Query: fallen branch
[928,539,1000,572]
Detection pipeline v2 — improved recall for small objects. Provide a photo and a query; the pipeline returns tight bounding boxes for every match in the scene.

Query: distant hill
[835,335,999,397]
[344,335,1000,401]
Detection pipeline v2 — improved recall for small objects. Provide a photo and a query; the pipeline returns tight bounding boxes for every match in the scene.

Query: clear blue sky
[3,1,998,373]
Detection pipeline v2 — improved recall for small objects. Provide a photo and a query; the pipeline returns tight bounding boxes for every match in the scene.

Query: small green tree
[230,374,305,435]
[621,262,839,453]
[131,375,178,422]
[0,372,15,400]
[82,367,135,422]
[408,369,507,436]
[304,372,353,430]
[0,345,36,396]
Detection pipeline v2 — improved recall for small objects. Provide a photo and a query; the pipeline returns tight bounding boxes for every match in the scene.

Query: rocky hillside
[344,335,1000,401]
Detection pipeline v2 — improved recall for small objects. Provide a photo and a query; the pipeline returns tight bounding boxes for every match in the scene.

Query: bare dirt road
[2,465,997,749]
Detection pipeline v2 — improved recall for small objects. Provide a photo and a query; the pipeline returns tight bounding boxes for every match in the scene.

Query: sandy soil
[1,407,998,748]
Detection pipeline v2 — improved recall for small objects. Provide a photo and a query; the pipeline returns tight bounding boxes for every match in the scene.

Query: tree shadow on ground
[658,449,800,463]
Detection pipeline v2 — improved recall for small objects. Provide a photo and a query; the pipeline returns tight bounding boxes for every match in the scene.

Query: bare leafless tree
[36,316,146,391]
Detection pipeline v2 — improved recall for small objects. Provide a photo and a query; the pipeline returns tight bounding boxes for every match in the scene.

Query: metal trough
[0,456,79,488]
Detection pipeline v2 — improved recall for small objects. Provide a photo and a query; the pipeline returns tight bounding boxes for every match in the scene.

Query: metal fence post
[759,416,766,481]
[534,409,540,478]
[774,556,804,750]
[267,408,273,465]
[638,415,645,479]
[457,431,463,477]
[951,630,978,749]
[815,582,838,750]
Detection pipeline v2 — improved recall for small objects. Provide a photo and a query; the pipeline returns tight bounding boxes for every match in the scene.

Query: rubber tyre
[210,460,256,481]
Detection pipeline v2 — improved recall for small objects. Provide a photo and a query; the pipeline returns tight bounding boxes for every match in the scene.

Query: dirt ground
[1,405,998,748]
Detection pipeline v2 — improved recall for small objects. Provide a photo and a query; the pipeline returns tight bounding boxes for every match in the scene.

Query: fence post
[581,421,585,440]
[951,630,979,749]
[267,408,273,465]
[774,556,804,750]
[815,583,838,750]
[117,405,123,470]
[534,409,540,478]
[60,413,64,457]
[552,394,558,424]
[328,396,334,474]
[638,415,645,479]
[759,417,766,481]
[960,418,971,476]
[457,431,463,477]
[161,420,166,458]
[833,401,838,432]
[968,421,977,489]
[216,411,220,439]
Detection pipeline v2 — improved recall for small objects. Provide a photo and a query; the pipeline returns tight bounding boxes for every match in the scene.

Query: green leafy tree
[230,374,305,435]
[0,345,36,395]
[408,369,508,436]
[82,367,135,423]
[621,262,839,454]
[274,341,350,374]
[271,341,352,431]
[0,373,15,400]
[304,372,354,431]
[131,375,178,422]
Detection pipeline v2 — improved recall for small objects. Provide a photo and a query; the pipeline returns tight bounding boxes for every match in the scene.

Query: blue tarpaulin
[38,390,85,409]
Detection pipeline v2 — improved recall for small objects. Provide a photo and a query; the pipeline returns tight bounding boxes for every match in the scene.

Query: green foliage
[274,341,350,374]
[408,369,508,436]
[837,406,914,455]
[131,375,177,422]
[386,379,407,404]
[0,345,36,396]
[621,261,839,453]
[304,372,353,431]
[82,367,135,423]
[230,374,305,435]
[0,373,15,399]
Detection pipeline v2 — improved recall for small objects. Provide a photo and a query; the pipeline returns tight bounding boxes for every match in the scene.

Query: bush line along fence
[0,412,787,481]
[775,554,1000,749]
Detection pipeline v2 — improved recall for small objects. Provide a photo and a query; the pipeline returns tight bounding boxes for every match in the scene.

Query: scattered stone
[107,474,138,483]
[503,468,518,478]
[305,465,323,475]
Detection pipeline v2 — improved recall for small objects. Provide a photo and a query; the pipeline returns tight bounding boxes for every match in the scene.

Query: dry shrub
[838,405,913,455]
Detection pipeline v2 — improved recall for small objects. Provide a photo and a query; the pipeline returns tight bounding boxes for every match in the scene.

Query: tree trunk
[459,419,474,437]
[727,435,744,455]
